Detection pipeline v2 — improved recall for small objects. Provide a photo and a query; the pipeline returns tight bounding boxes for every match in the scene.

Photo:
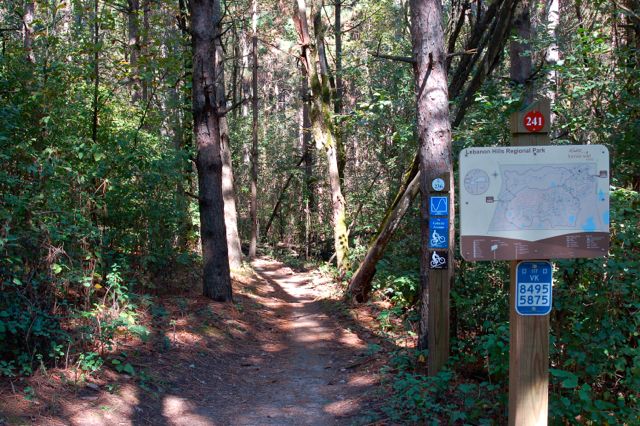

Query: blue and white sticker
[431,178,446,191]
[428,217,449,249]
[430,196,449,216]
[515,261,553,316]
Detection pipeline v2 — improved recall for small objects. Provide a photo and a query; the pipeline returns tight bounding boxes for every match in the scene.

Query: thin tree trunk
[127,0,141,102]
[92,0,100,144]
[510,0,534,104]
[293,0,350,276]
[410,0,454,354]
[301,74,315,257]
[333,0,346,181]
[348,171,420,302]
[214,0,243,269]
[190,0,232,301]
[141,0,150,103]
[248,0,259,259]
[264,155,306,235]
[22,1,35,63]
[546,0,559,128]
[241,26,251,117]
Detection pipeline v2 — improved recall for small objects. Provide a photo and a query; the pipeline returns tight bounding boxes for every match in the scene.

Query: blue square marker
[429,196,449,216]
[516,261,553,316]
[428,217,449,249]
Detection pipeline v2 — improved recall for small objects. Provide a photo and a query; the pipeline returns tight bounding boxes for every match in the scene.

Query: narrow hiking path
[0,258,384,425]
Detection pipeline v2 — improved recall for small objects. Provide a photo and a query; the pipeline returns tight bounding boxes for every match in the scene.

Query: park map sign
[459,145,610,261]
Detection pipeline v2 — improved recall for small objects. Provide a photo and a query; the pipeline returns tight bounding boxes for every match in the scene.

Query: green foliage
[381,350,505,424]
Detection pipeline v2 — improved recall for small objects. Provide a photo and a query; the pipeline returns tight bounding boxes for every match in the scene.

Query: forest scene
[1,0,639,424]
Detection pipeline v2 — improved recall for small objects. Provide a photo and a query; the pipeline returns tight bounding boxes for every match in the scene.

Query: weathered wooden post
[459,98,610,424]
[508,99,551,426]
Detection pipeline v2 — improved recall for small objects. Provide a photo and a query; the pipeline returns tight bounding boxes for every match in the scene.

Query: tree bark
[214,0,243,269]
[91,0,100,145]
[510,0,534,104]
[546,0,559,128]
[189,0,232,301]
[293,0,351,276]
[347,170,420,302]
[249,0,259,259]
[22,1,35,63]
[301,74,315,258]
[409,0,454,355]
[127,0,141,102]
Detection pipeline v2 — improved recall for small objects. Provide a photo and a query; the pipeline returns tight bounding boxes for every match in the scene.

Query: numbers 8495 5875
[518,283,550,306]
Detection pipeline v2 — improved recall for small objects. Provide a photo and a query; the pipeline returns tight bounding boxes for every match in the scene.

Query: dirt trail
[199,258,377,425]
[1,258,381,425]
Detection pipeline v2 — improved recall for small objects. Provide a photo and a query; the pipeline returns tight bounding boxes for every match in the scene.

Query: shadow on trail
[1,257,388,425]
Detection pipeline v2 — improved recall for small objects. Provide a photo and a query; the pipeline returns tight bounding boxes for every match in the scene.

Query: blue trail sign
[429,196,449,216]
[516,261,553,316]
[428,218,449,249]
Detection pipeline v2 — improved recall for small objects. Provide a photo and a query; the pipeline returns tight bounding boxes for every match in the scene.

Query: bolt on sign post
[459,98,611,425]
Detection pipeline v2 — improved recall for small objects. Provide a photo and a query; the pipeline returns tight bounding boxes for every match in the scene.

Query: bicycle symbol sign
[428,218,449,249]
[429,251,448,270]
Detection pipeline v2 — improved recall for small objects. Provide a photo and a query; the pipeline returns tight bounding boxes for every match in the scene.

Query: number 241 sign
[523,110,545,132]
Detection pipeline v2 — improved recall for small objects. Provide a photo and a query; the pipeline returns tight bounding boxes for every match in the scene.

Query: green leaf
[122,363,135,375]
[51,263,63,274]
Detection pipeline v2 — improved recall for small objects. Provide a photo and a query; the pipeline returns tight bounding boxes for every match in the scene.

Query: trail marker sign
[515,261,552,316]
[429,196,449,216]
[428,218,449,249]
[523,110,545,132]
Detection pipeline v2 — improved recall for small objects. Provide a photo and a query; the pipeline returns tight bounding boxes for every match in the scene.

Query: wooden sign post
[509,99,550,426]
[426,172,451,375]
[460,98,610,424]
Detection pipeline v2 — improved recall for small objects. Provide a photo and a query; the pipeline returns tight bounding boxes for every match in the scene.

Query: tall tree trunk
[293,0,350,276]
[141,0,150,103]
[189,0,232,301]
[127,0,141,102]
[241,26,251,117]
[248,0,259,259]
[301,74,315,258]
[214,0,243,269]
[545,0,559,128]
[22,1,35,63]
[333,0,346,181]
[91,0,100,144]
[410,0,454,357]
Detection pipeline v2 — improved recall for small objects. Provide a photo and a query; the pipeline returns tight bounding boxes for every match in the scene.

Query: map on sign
[460,145,610,261]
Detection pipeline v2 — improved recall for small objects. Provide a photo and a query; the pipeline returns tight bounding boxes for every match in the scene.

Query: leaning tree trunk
[347,157,419,302]
[249,0,259,259]
[214,0,243,269]
[190,0,232,302]
[293,0,350,276]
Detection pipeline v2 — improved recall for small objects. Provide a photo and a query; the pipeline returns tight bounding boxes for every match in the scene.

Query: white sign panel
[460,145,610,261]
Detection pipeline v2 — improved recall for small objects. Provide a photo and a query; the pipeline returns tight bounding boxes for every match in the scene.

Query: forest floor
[0,257,394,425]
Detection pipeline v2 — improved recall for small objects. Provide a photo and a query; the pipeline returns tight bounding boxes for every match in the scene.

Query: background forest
[1,0,639,423]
